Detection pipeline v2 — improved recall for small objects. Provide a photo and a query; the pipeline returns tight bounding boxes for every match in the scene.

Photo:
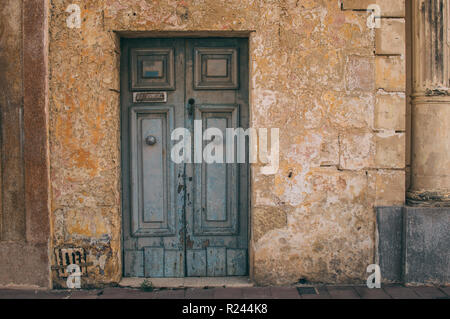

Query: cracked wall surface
[48,0,406,286]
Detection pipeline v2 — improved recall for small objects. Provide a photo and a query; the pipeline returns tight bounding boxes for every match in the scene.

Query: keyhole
[187,98,196,116]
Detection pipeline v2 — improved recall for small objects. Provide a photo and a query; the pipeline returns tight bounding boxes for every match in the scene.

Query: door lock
[187,98,195,116]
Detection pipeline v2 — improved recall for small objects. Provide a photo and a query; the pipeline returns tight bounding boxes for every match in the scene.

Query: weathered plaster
[48,0,405,286]
[0,0,51,288]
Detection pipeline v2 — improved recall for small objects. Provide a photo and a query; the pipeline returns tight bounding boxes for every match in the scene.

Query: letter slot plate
[133,91,167,103]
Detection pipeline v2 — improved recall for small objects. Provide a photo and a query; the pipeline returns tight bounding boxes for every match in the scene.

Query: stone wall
[48,0,406,286]
[0,0,50,288]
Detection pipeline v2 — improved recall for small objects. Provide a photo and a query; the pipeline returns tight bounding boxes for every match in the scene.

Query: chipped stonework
[48,0,405,286]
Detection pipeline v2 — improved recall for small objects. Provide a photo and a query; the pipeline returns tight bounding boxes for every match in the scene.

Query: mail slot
[133,91,168,103]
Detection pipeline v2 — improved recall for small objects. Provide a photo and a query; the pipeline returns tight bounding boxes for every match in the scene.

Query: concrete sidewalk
[0,285,448,299]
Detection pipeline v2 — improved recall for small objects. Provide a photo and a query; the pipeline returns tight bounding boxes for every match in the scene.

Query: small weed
[140,279,154,292]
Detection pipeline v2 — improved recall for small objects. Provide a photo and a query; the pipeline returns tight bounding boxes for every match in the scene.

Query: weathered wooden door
[121,38,249,278]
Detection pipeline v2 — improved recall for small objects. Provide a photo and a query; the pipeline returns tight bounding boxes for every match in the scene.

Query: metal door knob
[145,135,157,146]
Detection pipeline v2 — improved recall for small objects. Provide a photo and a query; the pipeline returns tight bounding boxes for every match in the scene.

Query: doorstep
[119,277,254,289]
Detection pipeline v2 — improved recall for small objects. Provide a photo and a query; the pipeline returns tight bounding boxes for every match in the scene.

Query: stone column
[407,0,450,206]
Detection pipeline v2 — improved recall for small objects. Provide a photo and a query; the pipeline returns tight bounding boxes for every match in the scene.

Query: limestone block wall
[47,0,407,286]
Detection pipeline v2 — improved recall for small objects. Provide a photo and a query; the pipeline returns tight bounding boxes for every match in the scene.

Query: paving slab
[68,289,103,299]
[0,289,69,299]
[97,287,156,299]
[440,287,450,296]
[326,286,361,299]
[354,287,392,299]
[300,286,331,299]
[34,291,73,299]
[383,285,421,299]
[120,277,184,289]
[152,289,186,299]
[185,288,215,299]
[270,287,300,299]
[412,287,448,299]
[213,287,244,299]
[241,287,272,299]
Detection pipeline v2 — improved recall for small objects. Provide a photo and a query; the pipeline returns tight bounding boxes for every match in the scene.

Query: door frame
[119,33,253,279]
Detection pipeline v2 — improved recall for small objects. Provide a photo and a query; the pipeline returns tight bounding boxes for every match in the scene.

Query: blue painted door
[121,38,249,277]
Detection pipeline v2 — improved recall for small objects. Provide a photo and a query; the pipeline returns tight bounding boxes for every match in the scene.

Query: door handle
[145,135,157,146]
[187,98,195,116]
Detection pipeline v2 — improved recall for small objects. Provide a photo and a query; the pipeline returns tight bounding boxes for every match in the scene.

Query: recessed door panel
[131,48,175,90]
[194,47,239,89]
[130,106,175,236]
[193,105,239,236]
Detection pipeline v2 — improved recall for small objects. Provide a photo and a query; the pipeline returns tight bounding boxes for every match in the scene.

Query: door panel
[130,48,175,90]
[122,38,186,278]
[185,38,248,277]
[122,38,248,278]
[227,249,248,276]
[207,247,227,276]
[193,105,239,236]
[144,247,164,277]
[193,47,239,89]
[130,106,175,236]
